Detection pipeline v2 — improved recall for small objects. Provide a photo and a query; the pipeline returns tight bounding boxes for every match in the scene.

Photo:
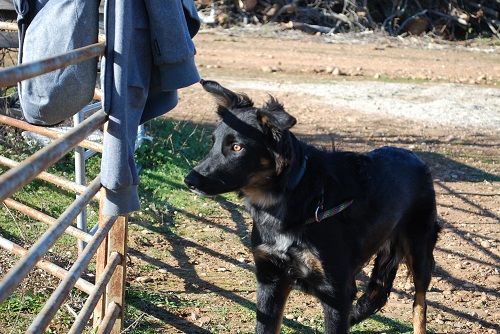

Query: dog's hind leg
[404,216,440,334]
[405,242,435,334]
[350,241,401,325]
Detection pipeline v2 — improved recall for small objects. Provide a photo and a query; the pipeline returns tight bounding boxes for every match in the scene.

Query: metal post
[107,215,128,334]
[93,188,108,328]
[74,111,87,254]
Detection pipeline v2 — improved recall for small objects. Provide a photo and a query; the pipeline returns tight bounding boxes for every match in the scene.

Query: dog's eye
[231,144,243,152]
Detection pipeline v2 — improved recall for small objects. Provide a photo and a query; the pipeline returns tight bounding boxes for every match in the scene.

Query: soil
[1,28,499,333]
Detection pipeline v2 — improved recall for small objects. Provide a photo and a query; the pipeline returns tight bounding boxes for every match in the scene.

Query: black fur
[185,80,440,334]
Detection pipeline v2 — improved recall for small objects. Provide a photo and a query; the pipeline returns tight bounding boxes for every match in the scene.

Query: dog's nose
[184,170,201,190]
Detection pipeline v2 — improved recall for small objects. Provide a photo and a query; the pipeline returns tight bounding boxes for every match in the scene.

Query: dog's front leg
[255,278,291,334]
[319,291,351,334]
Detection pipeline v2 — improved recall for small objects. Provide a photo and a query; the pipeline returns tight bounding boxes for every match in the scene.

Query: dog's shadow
[416,151,499,183]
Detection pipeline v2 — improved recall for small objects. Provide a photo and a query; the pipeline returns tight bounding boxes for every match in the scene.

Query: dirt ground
[137,29,499,333]
[1,28,498,334]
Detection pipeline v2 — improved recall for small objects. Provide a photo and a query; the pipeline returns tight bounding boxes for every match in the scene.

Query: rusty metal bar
[0,110,106,203]
[0,236,94,294]
[80,101,102,115]
[90,223,99,235]
[0,21,106,42]
[96,302,121,334]
[0,156,89,196]
[0,175,101,303]
[0,42,105,87]
[0,114,104,153]
[74,111,88,254]
[93,188,108,328]
[106,215,128,334]
[2,198,93,243]
[93,88,103,101]
[68,252,121,334]
[0,156,101,201]
[0,22,18,31]
[27,215,117,334]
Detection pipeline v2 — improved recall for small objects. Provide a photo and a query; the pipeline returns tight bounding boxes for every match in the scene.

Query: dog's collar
[286,156,308,190]
[305,199,354,224]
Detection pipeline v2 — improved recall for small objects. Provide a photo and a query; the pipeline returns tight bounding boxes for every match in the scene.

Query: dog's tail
[350,240,402,325]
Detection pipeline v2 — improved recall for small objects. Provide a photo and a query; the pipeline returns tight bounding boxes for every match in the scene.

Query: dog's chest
[251,208,327,287]
[254,238,326,285]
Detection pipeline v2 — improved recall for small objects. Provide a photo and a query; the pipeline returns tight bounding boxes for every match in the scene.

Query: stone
[135,276,153,283]
[199,316,211,325]
[261,66,273,73]
[481,240,491,248]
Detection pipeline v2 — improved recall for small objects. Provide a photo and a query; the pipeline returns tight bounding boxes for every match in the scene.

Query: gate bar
[27,215,117,334]
[68,251,121,334]
[93,188,108,327]
[0,22,18,31]
[0,156,100,199]
[0,175,101,303]
[96,302,121,334]
[3,198,93,243]
[0,42,105,87]
[0,114,104,153]
[0,236,94,294]
[0,110,106,202]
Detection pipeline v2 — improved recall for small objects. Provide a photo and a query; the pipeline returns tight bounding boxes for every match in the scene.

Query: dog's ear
[257,97,296,176]
[200,79,254,110]
[257,97,296,131]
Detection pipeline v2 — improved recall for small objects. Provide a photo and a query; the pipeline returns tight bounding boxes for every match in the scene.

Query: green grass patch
[126,286,203,310]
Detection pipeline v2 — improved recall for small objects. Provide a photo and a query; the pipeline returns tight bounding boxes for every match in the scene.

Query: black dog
[185,80,440,334]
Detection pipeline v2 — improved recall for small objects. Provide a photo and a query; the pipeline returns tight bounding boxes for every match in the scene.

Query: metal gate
[0,30,128,334]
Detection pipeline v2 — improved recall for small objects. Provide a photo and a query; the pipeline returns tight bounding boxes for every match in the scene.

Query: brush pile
[196,0,499,39]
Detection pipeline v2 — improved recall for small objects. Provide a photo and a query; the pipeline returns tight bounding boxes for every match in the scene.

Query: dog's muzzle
[184,170,204,193]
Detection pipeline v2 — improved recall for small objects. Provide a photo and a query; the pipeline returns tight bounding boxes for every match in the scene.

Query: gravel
[227,79,500,131]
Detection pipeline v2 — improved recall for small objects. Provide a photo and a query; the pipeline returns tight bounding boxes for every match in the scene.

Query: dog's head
[184,80,297,199]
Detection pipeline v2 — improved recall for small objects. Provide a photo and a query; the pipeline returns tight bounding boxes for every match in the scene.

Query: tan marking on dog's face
[241,169,279,207]
[258,114,270,126]
[260,157,272,167]
[301,250,325,276]
[413,291,427,334]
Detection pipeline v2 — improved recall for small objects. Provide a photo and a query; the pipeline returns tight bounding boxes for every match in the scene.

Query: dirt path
[225,79,500,130]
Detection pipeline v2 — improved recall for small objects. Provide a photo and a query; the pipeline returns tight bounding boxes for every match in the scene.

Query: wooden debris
[195,0,499,39]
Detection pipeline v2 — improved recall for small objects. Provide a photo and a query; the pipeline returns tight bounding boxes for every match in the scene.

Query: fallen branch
[286,21,333,34]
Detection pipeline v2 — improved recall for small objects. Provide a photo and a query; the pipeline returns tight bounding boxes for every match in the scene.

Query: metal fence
[0,30,128,333]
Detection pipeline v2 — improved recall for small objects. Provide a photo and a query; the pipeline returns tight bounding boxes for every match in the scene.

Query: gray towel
[15,0,99,126]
